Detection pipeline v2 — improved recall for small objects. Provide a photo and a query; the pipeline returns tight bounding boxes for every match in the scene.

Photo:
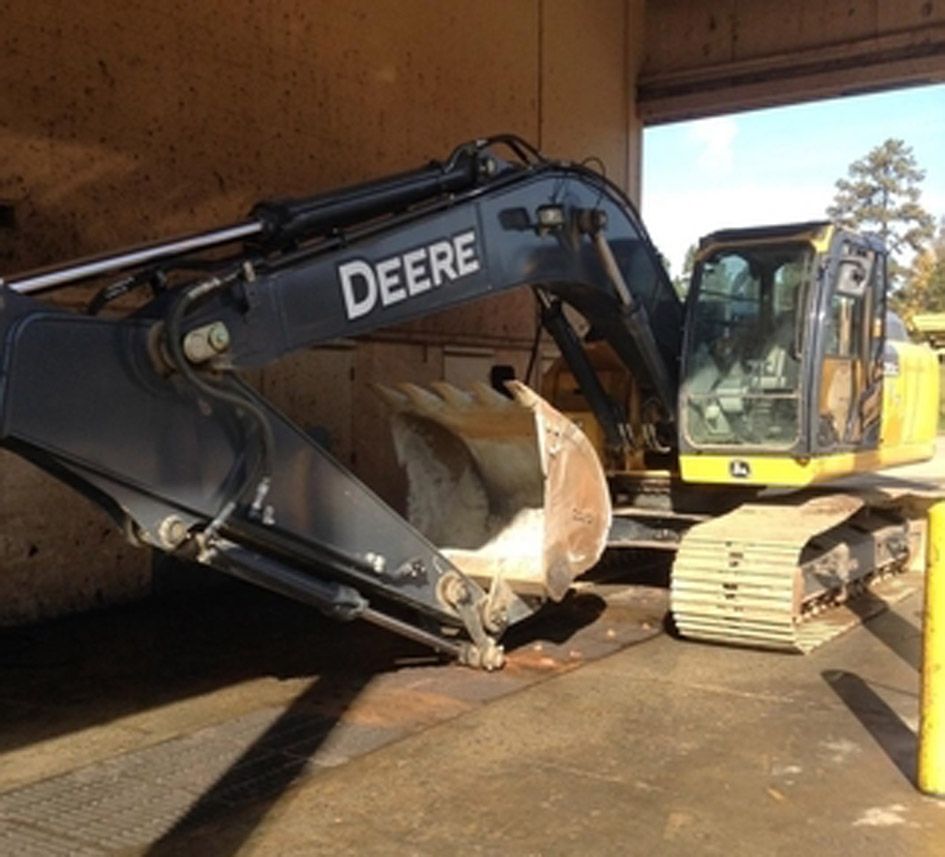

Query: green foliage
[891,216,945,324]
[827,138,934,283]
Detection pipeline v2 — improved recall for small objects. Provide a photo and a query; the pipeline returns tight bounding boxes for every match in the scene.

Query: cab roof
[698,221,831,250]
[697,221,886,256]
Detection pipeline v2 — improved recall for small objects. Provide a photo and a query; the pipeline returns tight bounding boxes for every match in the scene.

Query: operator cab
[678,222,894,485]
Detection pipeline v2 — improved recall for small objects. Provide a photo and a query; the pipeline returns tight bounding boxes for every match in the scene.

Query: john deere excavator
[539,222,939,650]
[0,137,938,667]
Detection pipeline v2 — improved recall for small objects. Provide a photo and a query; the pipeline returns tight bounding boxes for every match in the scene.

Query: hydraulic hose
[165,272,277,529]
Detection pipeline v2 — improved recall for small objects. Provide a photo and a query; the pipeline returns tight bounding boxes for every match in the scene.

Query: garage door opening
[641,83,945,294]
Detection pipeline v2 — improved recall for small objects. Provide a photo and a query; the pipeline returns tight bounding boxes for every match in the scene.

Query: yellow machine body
[538,222,940,652]
[675,222,938,487]
[679,336,939,486]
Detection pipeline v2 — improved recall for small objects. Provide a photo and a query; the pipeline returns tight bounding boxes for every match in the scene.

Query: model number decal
[338,229,481,321]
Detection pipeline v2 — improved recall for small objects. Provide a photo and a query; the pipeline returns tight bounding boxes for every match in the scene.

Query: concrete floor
[164,579,944,857]
[1,444,943,856]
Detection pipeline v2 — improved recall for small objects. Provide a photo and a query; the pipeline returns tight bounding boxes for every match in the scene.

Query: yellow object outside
[919,500,945,796]
[912,313,945,354]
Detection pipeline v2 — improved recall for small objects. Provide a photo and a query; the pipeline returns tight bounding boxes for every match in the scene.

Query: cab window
[683,243,811,448]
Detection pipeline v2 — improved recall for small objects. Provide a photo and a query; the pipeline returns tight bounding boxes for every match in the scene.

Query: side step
[671,492,925,653]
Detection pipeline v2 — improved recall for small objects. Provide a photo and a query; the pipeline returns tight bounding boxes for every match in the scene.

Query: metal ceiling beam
[639,21,945,124]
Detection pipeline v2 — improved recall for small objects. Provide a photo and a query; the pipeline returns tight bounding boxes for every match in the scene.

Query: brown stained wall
[0,0,641,622]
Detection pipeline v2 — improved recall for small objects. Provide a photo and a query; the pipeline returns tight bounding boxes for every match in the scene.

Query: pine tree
[827,139,934,282]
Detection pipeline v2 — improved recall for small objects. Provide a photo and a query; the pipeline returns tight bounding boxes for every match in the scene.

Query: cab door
[813,239,884,451]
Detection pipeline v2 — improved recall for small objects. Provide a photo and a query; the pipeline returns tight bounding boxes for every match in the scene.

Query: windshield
[683,242,812,448]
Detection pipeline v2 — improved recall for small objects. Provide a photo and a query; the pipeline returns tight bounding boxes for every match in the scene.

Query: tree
[827,139,934,282]
[892,215,945,322]
[672,243,698,299]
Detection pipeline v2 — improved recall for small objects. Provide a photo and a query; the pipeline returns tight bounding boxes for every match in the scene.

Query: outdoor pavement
[0,443,942,855]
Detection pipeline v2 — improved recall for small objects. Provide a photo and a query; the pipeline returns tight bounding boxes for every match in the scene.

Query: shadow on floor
[144,668,375,857]
[0,574,426,755]
[0,554,655,854]
[822,669,916,784]
[847,591,922,671]
[503,590,607,649]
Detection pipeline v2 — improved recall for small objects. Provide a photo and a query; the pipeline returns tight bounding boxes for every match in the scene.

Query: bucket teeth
[505,380,538,408]
[429,381,475,410]
[372,383,409,409]
[376,380,526,419]
[470,382,515,409]
[386,380,518,413]
[396,382,449,415]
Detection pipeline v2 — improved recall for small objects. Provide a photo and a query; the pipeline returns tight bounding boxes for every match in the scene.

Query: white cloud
[687,116,739,174]
[642,181,833,277]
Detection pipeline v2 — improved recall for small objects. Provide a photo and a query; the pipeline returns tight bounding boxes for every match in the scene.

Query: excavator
[0,136,938,668]
[540,222,939,650]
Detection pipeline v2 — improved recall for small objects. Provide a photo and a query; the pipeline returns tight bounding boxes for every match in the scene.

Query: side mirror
[836,257,869,298]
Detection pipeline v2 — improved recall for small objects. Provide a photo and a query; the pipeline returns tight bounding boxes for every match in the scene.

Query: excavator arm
[0,137,682,667]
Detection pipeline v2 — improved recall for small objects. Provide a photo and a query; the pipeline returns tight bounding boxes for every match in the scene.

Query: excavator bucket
[374,380,612,601]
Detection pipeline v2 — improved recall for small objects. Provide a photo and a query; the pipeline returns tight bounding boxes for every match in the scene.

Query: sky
[641,83,945,277]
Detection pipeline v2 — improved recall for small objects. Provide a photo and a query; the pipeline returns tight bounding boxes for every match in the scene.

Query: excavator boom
[0,137,681,667]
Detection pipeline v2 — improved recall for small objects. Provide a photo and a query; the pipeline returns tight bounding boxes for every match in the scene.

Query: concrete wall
[0,0,642,623]
[641,0,945,122]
